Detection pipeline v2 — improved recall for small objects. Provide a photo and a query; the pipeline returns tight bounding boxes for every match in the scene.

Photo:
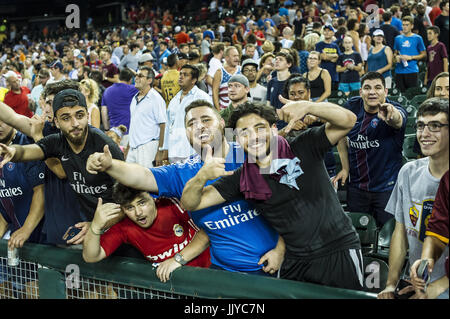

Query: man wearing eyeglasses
[378,97,449,299]
[127,66,167,168]
[334,71,407,227]
[241,59,267,104]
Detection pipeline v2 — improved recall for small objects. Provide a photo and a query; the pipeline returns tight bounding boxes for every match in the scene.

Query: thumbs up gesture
[86,144,113,174]
[198,144,233,182]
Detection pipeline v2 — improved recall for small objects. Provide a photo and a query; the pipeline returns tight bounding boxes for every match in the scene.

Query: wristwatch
[174,253,187,265]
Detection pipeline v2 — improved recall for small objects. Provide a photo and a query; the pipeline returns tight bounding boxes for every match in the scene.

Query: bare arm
[378,222,409,299]
[0,101,33,137]
[377,47,393,75]
[0,143,45,167]
[86,145,159,193]
[45,158,67,179]
[90,107,101,129]
[8,184,45,249]
[315,69,332,103]
[100,106,110,131]
[212,69,222,111]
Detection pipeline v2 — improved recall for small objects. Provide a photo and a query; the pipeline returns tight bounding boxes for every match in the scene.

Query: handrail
[0,240,376,299]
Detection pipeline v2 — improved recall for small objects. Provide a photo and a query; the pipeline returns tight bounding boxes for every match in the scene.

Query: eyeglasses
[415,121,449,132]
[243,68,257,73]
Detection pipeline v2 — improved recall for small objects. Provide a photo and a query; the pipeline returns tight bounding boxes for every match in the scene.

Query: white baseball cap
[373,29,385,37]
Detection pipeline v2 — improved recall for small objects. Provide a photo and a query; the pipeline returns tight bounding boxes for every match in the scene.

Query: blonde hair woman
[79,78,101,128]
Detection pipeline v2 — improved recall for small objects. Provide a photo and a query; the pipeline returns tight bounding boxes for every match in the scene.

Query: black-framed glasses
[415,121,449,132]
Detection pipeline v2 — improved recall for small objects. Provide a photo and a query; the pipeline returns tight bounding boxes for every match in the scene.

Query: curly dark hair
[43,79,79,99]
[227,101,278,130]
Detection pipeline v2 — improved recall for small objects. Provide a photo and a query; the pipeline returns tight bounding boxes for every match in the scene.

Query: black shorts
[280,248,364,290]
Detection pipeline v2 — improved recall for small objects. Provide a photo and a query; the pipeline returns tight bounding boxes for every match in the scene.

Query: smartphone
[417,259,431,291]
[62,226,82,241]
[394,278,415,299]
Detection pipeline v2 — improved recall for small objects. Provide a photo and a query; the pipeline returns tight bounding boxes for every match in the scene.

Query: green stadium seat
[369,217,396,262]
[362,256,389,293]
[346,212,378,255]
[405,117,417,135]
[388,95,408,105]
[388,87,400,96]
[403,86,428,101]
[405,105,417,117]
[403,133,418,160]
[409,94,428,108]
[328,97,347,106]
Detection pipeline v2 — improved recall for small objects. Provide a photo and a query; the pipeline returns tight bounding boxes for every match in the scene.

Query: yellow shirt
[161,69,180,105]
[0,87,9,102]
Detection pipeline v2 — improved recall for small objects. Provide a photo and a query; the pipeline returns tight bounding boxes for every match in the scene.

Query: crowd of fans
[0,0,448,299]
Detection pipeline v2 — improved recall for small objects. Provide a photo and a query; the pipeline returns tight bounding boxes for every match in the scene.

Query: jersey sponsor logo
[146,238,189,262]
[173,224,184,237]
[401,40,411,48]
[70,172,108,195]
[204,204,260,231]
[61,155,70,161]
[0,186,24,198]
[348,134,380,150]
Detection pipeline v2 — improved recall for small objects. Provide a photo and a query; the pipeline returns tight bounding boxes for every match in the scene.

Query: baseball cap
[373,29,385,37]
[48,60,64,70]
[177,52,189,60]
[139,53,155,63]
[3,70,20,80]
[188,51,199,60]
[174,26,181,33]
[52,89,87,115]
[228,74,249,87]
[242,58,259,70]
[73,49,81,57]
[323,24,336,32]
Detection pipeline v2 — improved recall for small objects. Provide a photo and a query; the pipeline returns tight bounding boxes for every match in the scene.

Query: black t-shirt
[434,15,449,52]
[337,52,363,83]
[212,125,360,259]
[36,125,124,219]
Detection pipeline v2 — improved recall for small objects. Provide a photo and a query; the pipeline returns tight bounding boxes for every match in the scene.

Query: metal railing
[0,240,376,299]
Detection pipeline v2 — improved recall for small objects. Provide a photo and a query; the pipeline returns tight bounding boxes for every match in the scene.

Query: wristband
[90,226,105,236]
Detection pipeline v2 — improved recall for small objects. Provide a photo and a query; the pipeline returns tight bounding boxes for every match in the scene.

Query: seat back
[362,256,389,293]
[346,212,378,254]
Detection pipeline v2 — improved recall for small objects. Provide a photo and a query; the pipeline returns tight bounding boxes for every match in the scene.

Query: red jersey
[100,197,211,268]
[4,86,32,118]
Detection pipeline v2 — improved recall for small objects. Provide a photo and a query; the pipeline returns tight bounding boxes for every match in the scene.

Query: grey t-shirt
[385,157,449,299]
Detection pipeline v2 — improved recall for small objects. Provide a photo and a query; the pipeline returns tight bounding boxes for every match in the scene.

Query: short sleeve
[35,133,63,159]
[290,125,332,160]
[24,161,45,188]
[211,167,244,202]
[425,171,449,244]
[99,223,127,257]
[151,165,188,198]
[384,171,405,224]
[417,36,426,52]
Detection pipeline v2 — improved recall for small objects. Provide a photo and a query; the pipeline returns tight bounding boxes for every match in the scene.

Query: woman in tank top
[367,29,393,89]
[80,78,101,128]
[303,51,331,102]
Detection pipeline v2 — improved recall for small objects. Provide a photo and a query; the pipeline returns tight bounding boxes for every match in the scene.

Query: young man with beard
[180,100,364,290]
[82,183,211,282]
[378,98,449,299]
[86,100,284,278]
[0,89,124,238]
[0,80,85,246]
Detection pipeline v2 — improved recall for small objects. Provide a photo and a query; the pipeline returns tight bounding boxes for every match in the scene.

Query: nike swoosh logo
[61,155,69,161]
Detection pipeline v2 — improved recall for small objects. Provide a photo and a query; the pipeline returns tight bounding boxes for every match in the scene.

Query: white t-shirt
[385,157,449,299]
[207,57,223,96]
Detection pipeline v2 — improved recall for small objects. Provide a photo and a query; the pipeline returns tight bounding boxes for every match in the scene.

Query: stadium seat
[345,212,378,255]
[388,87,400,96]
[418,61,426,73]
[405,105,417,117]
[403,86,428,101]
[328,97,347,106]
[368,217,396,262]
[388,95,408,105]
[402,134,418,160]
[405,117,417,135]
[409,94,428,108]
[362,256,389,293]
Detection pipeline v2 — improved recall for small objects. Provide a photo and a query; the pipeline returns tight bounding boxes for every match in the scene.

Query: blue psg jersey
[0,131,45,243]
[345,97,407,192]
[151,142,279,272]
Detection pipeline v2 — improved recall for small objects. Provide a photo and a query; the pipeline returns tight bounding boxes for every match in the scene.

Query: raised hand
[277,95,311,133]
[90,197,122,235]
[29,114,46,141]
[0,143,16,168]
[378,103,396,123]
[198,144,233,181]
[86,144,113,174]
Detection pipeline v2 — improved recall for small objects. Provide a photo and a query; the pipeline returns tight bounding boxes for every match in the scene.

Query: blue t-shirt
[0,132,45,243]
[344,97,407,192]
[391,17,403,32]
[151,143,279,272]
[315,41,341,82]
[393,34,426,74]
[41,121,86,245]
